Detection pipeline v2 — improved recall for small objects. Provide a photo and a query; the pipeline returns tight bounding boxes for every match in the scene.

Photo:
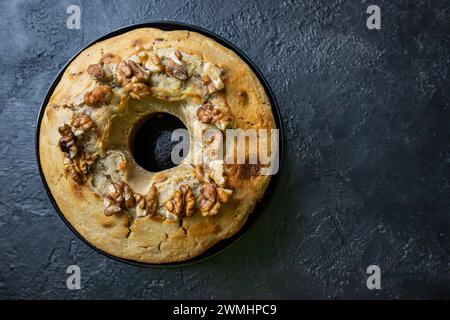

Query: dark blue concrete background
[1,0,450,299]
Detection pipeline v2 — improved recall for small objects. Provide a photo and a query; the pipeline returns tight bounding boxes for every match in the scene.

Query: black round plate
[35,21,284,267]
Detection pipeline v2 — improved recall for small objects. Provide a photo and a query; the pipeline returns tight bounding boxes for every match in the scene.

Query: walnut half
[103,182,124,216]
[165,184,196,217]
[58,124,78,158]
[134,193,147,217]
[134,185,159,218]
[58,119,95,184]
[145,51,164,73]
[103,181,136,216]
[63,151,93,185]
[145,186,159,216]
[197,101,232,129]
[71,113,94,137]
[202,61,224,94]
[123,183,135,209]
[195,165,209,183]
[199,183,233,216]
[87,64,105,81]
[165,50,188,80]
[116,60,151,99]
[84,85,113,106]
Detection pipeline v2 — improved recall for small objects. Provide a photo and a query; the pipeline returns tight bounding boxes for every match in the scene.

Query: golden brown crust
[39,28,275,263]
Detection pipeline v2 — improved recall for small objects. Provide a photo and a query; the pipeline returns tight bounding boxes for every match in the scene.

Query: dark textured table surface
[1,0,450,299]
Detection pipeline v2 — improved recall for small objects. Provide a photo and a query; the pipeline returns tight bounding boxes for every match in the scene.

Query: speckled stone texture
[1,0,450,299]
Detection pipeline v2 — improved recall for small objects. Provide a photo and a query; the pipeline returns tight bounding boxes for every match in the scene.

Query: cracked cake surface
[39,28,276,263]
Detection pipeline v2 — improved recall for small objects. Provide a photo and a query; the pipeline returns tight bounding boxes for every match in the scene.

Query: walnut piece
[216,187,233,203]
[165,50,188,80]
[64,151,93,185]
[134,193,147,217]
[197,102,213,123]
[145,51,164,73]
[103,182,124,216]
[132,44,164,73]
[123,183,135,209]
[135,186,159,218]
[195,165,209,183]
[202,61,224,94]
[71,113,94,136]
[201,74,218,95]
[116,61,132,84]
[87,64,105,81]
[145,186,159,216]
[209,160,226,187]
[61,103,74,109]
[197,101,232,129]
[116,60,151,99]
[117,60,149,84]
[124,82,152,100]
[180,185,196,217]
[63,156,81,184]
[59,119,95,184]
[165,184,196,217]
[78,151,94,175]
[84,85,113,106]
[129,60,150,82]
[164,190,181,214]
[199,183,217,215]
[103,181,137,215]
[58,124,78,158]
[197,162,227,187]
[199,183,233,216]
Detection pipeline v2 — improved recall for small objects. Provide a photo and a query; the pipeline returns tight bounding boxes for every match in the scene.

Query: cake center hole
[130,113,189,172]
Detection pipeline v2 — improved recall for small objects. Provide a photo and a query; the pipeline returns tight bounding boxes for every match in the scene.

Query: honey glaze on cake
[39,28,276,263]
